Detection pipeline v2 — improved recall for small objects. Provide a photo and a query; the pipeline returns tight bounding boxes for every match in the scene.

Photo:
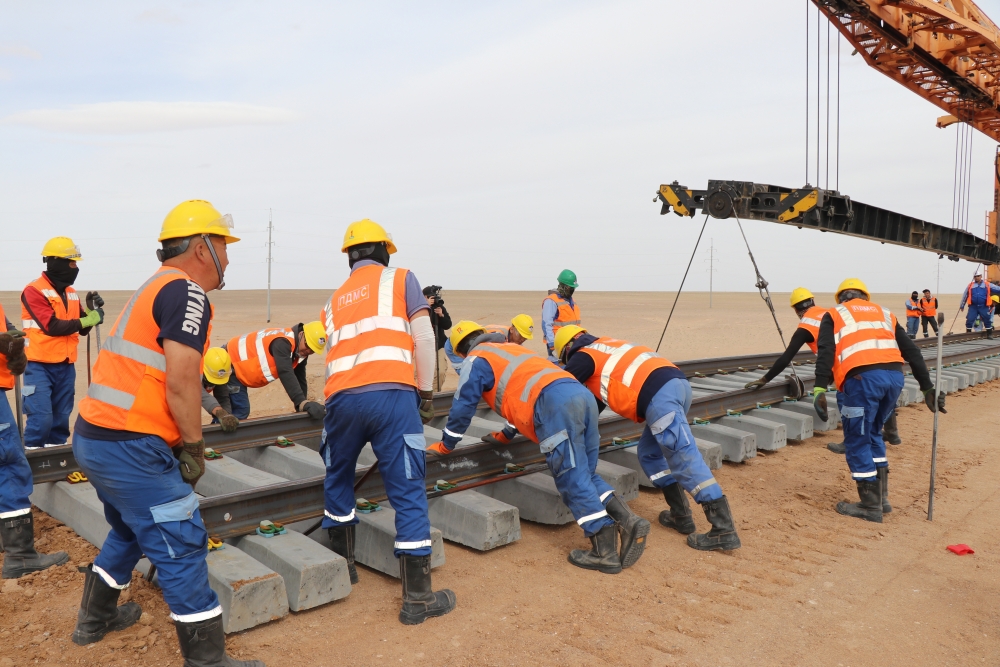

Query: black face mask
[347,242,390,269]
[44,257,79,291]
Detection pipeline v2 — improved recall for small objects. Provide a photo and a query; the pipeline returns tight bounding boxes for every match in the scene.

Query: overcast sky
[2,1,1000,299]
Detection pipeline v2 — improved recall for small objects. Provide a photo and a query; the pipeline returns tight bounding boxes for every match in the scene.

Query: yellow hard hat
[835,278,870,301]
[203,347,232,385]
[554,324,586,360]
[511,314,534,340]
[342,218,397,254]
[159,200,240,244]
[789,287,814,308]
[450,320,485,355]
[992,295,999,304]
[41,237,82,261]
[302,321,327,354]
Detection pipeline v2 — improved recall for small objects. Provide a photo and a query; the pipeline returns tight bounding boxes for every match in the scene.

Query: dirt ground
[0,289,994,667]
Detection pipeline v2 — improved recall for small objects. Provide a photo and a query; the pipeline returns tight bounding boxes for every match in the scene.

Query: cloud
[1,101,298,134]
[0,43,41,59]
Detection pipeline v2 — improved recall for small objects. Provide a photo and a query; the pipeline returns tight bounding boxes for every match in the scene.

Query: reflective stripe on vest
[323,266,416,397]
[579,338,675,422]
[230,328,298,387]
[796,307,827,355]
[21,276,81,363]
[545,294,581,330]
[830,301,902,389]
[0,303,13,390]
[905,300,922,317]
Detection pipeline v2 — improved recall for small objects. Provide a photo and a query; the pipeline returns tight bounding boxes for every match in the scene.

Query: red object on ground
[946,544,975,555]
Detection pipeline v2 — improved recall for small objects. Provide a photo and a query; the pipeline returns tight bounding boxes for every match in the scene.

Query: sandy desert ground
[0,289,994,667]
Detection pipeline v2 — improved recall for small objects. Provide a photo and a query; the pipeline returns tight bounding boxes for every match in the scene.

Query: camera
[423,285,443,307]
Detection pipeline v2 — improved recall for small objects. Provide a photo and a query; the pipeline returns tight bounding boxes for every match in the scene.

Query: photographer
[423,285,452,391]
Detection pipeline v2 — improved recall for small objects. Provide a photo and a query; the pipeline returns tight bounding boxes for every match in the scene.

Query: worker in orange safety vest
[542,269,581,361]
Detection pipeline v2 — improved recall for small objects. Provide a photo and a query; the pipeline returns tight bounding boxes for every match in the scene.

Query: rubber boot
[71,565,142,645]
[567,524,622,574]
[882,411,901,446]
[835,480,883,523]
[1,512,69,579]
[877,467,892,514]
[658,483,696,535]
[827,441,846,454]
[603,493,651,568]
[988,328,994,340]
[328,525,358,584]
[175,616,265,667]
[687,496,741,551]
[398,554,456,625]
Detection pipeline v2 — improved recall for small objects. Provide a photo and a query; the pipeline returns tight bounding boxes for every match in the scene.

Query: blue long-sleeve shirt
[442,356,498,449]
[960,282,1000,307]
[542,291,576,356]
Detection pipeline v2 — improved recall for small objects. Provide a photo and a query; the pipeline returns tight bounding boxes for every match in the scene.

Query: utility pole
[704,239,718,308]
[266,209,274,323]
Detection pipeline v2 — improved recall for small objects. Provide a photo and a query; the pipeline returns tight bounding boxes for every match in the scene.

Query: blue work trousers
[320,389,432,557]
[966,305,993,331]
[905,316,919,338]
[533,381,615,537]
[23,361,76,448]
[72,433,220,620]
[225,376,251,420]
[838,369,904,481]
[0,389,32,516]
[635,379,722,504]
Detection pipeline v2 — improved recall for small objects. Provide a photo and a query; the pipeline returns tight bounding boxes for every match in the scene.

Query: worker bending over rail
[542,269,581,362]
[0,304,69,579]
[71,200,262,665]
[20,237,104,448]
[434,321,648,573]
[200,347,240,432]
[319,219,455,625]
[960,273,1000,337]
[813,278,942,523]
[444,314,534,375]
[219,321,326,421]
[557,326,740,552]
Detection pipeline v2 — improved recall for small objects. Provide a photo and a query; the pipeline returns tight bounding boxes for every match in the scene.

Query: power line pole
[266,208,274,323]
[704,238,718,308]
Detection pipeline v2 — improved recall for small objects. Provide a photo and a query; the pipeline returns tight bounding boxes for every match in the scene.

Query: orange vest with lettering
[322,265,416,398]
[468,343,571,442]
[228,327,299,388]
[578,337,677,422]
[21,275,81,363]
[829,300,903,390]
[79,268,213,446]
[543,294,581,335]
[0,303,14,390]
[796,306,828,354]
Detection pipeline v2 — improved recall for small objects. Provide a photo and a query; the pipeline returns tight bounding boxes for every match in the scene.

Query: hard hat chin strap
[202,234,227,290]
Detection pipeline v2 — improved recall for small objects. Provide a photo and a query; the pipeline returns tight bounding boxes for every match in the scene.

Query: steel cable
[655,213,710,353]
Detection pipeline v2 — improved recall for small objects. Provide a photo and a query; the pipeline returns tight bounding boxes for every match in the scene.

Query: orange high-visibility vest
[79,268,213,446]
[21,275,81,364]
[966,281,991,305]
[543,294,581,334]
[577,337,677,422]
[905,299,922,318]
[0,303,14,391]
[322,265,416,398]
[919,297,937,317]
[796,306,828,354]
[829,300,903,390]
[228,327,298,388]
[483,324,511,339]
[468,343,571,442]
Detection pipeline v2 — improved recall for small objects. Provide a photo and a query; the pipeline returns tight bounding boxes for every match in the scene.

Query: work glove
[744,377,768,391]
[812,387,828,422]
[80,308,103,328]
[483,430,513,446]
[176,440,206,488]
[426,441,452,456]
[214,409,240,433]
[299,400,326,420]
[923,387,947,414]
[85,291,105,310]
[418,390,435,424]
[0,333,26,375]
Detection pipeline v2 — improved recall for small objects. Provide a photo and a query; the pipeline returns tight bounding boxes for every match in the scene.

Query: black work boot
[827,441,846,454]
[988,328,994,340]
[877,467,892,514]
[175,616,265,666]
[836,480,883,523]
[882,411,902,446]
[71,565,142,645]
[328,525,358,584]
[658,483,696,535]
[687,496,741,551]
[603,493,650,568]
[398,554,456,625]
[568,524,622,574]
[1,512,69,579]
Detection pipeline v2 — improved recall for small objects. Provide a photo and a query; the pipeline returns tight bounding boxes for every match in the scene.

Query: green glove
[418,390,435,424]
[215,409,240,433]
[80,309,102,328]
[176,440,206,488]
[812,387,828,422]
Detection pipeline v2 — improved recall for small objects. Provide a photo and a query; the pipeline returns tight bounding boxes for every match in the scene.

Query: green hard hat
[557,269,578,288]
